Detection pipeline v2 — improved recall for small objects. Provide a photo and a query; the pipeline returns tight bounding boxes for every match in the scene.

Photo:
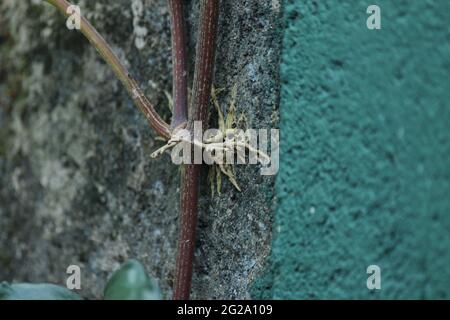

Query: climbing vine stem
[45,0,221,300]
[44,0,171,139]
[168,0,188,129]
[173,0,220,300]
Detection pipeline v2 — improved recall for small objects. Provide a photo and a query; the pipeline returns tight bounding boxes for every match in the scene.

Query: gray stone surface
[0,0,280,299]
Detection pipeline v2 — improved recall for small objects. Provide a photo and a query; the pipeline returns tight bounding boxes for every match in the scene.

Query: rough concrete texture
[0,0,281,299]
[252,0,450,299]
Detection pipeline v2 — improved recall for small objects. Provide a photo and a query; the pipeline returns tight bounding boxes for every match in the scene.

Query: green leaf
[103,259,162,300]
[0,282,82,300]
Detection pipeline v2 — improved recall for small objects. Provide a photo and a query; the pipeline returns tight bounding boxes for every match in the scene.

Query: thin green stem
[44,0,171,140]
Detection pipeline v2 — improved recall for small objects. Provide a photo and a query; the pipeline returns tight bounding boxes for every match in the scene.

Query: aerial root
[151,132,269,165]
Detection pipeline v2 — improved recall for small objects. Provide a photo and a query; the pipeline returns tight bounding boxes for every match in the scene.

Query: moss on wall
[253,0,450,299]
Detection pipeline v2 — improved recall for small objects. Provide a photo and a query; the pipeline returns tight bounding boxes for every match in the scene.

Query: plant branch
[188,0,220,130]
[168,0,188,128]
[173,0,220,300]
[173,164,200,300]
[44,0,171,140]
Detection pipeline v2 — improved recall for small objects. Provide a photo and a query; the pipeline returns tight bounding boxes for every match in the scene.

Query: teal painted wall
[253,0,450,299]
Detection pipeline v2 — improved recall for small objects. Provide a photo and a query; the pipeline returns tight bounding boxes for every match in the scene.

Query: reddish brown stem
[173,164,200,300]
[188,0,220,130]
[173,0,220,300]
[168,0,188,128]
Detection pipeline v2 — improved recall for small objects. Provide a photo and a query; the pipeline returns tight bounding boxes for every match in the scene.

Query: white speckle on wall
[272,0,280,13]
[131,0,148,50]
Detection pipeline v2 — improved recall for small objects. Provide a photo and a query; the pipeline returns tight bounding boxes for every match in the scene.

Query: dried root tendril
[151,86,269,193]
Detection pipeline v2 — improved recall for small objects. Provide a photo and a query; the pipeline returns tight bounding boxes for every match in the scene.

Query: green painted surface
[253,0,450,299]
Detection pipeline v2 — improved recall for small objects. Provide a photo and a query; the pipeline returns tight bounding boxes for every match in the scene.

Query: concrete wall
[253,0,450,299]
[1,0,449,300]
[0,0,280,299]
